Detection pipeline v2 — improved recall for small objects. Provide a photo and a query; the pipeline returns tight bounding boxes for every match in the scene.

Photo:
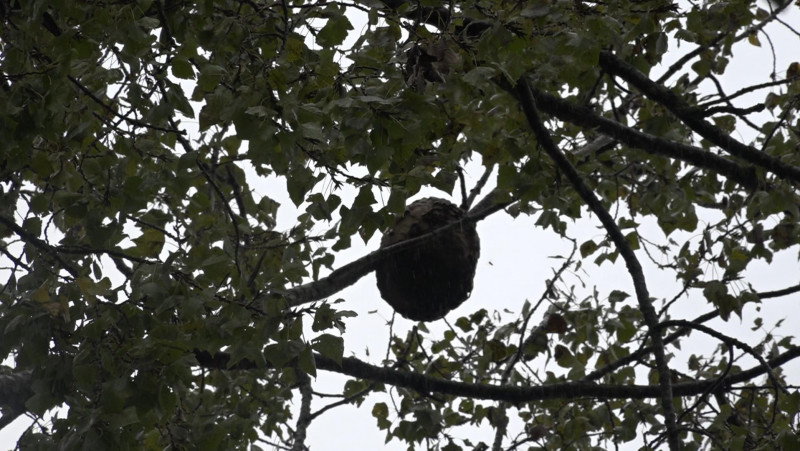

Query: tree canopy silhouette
[1,1,799,449]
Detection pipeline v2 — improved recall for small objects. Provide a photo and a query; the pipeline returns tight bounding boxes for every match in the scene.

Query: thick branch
[758,282,800,299]
[525,87,759,190]
[0,370,32,430]
[191,347,800,404]
[515,77,679,450]
[290,373,312,451]
[0,215,80,278]
[272,193,511,307]
[6,345,798,427]
[599,51,800,185]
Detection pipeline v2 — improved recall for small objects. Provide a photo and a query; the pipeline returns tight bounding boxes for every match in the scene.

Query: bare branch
[656,0,793,84]
[584,310,718,382]
[759,283,800,299]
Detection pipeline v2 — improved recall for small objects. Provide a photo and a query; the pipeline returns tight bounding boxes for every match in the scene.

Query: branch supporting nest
[376,197,480,321]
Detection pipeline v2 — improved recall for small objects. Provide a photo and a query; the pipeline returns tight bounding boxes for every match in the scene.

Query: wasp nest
[376,197,480,321]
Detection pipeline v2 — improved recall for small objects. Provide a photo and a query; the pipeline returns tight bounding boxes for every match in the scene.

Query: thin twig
[492,242,576,451]
[660,320,787,396]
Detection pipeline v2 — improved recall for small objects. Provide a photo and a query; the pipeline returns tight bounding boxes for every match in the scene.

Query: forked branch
[600,51,800,185]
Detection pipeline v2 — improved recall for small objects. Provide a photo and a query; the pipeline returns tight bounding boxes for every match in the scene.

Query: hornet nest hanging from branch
[376,197,480,321]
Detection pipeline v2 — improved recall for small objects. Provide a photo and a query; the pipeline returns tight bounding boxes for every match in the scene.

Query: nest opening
[375,197,480,321]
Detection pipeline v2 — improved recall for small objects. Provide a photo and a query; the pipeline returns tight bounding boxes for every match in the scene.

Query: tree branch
[523,86,759,190]
[462,164,495,211]
[759,282,800,299]
[515,76,680,450]
[660,320,787,396]
[6,343,798,428]
[0,215,80,278]
[583,310,719,382]
[290,372,312,451]
[586,281,800,383]
[656,0,793,85]
[191,347,800,404]
[270,192,512,307]
[599,51,800,185]
[0,370,32,430]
